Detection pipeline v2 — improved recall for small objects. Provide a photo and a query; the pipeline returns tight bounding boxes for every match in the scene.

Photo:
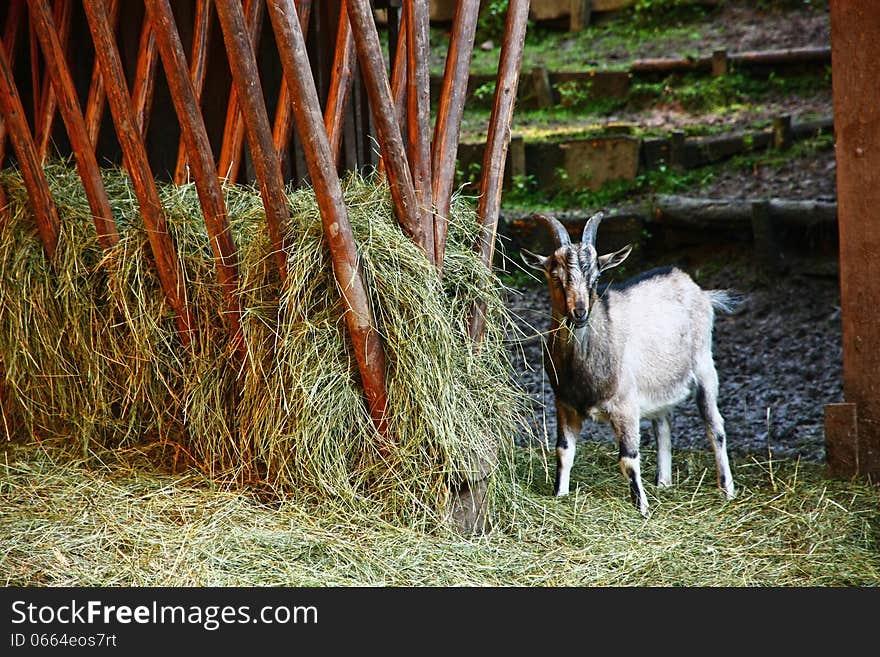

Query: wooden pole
[824,0,880,478]
[145,0,244,355]
[83,0,119,147]
[406,0,434,265]
[0,0,25,164]
[272,0,311,158]
[131,13,158,137]
[173,0,213,185]
[322,0,354,166]
[217,0,263,183]
[34,0,70,162]
[346,0,423,254]
[468,0,530,342]
[0,42,59,258]
[82,0,195,345]
[26,0,118,249]
[266,0,391,441]
[215,0,289,280]
[431,0,479,268]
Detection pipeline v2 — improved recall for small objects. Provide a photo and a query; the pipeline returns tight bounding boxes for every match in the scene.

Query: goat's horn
[533,213,571,248]
[582,211,604,246]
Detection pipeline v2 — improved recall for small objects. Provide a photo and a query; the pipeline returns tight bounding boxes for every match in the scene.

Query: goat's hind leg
[652,413,673,488]
[554,402,583,496]
[612,411,649,516]
[695,362,735,499]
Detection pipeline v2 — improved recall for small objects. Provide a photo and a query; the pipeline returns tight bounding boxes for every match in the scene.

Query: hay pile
[0,162,526,528]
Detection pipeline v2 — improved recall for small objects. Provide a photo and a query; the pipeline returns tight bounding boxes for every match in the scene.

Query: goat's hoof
[656,478,673,489]
[554,489,569,498]
[638,502,650,518]
[722,485,736,500]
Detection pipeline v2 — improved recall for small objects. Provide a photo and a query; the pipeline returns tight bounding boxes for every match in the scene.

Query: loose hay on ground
[0,440,877,586]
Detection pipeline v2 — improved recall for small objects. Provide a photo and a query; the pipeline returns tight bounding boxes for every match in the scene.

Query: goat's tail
[707,289,747,315]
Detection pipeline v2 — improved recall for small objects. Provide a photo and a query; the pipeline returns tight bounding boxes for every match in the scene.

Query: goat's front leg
[554,402,583,496]
[612,409,649,516]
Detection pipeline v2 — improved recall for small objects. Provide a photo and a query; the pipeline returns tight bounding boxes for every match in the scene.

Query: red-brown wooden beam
[83,0,119,147]
[131,14,158,137]
[272,0,311,158]
[406,0,434,266]
[266,0,390,442]
[468,0,529,342]
[82,0,195,344]
[173,0,213,185]
[322,0,354,165]
[26,0,118,249]
[825,0,880,479]
[215,0,289,280]
[379,2,407,176]
[346,0,423,254]
[431,0,479,267]
[0,0,25,164]
[145,0,243,356]
[0,42,59,258]
[28,10,41,138]
[217,0,263,183]
[34,0,70,162]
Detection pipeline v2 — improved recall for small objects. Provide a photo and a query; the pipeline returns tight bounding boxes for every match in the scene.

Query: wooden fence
[0,0,529,449]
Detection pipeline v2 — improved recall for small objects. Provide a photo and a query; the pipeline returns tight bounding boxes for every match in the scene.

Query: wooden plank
[828,0,880,477]
[825,403,859,478]
[431,0,479,267]
[0,0,25,164]
[0,41,60,258]
[84,0,119,147]
[271,0,311,161]
[215,0,289,279]
[131,13,158,137]
[82,0,195,344]
[26,0,118,249]
[217,0,263,182]
[173,0,213,185]
[34,0,70,162]
[323,0,354,166]
[347,0,423,252]
[266,0,391,443]
[406,0,434,264]
[469,0,530,342]
[145,0,243,355]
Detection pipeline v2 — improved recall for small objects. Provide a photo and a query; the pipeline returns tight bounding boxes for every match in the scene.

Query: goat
[522,212,737,516]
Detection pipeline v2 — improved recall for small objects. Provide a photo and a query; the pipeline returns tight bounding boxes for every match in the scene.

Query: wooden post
[0,42,59,258]
[272,0,312,161]
[34,0,71,162]
[323,0,355,165]
[389,3,408,138]
[217,0,264,183]
[82,0,195,345]
[711,49,728,77]
[84,0,119,147]
[0,0,25,164]
[406,0,434,265]
[431,0,479,269]
[825,0,880,479]
[215,0,290,280]
[266,0,391,443]
[773,114,792,151]
[347,0,423,253]
[468,0,530,342]
[569,0,591,32]
[173,0,213,185]
[131,16,158,137]
[26,0,119,249]
[145,0,244,356]
[750,199,783,274]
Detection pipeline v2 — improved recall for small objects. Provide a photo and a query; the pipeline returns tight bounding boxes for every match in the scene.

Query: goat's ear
[598,244,633,273]
[521,249,548,271]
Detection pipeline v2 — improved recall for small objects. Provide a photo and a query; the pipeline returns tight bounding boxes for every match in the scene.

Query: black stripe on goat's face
[545,243,600,329]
